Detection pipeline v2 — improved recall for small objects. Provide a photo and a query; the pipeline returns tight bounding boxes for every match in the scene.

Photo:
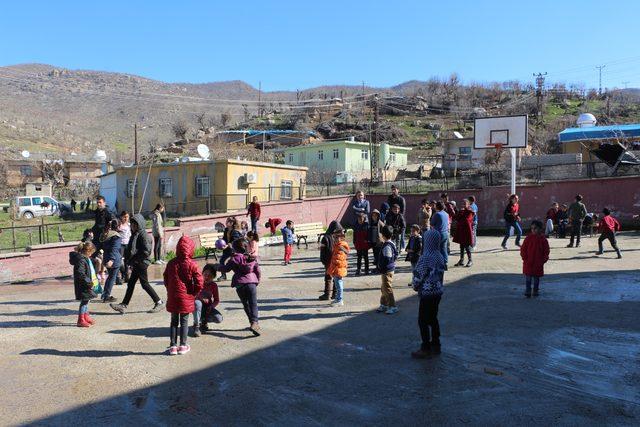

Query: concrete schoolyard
[0,234,639,426]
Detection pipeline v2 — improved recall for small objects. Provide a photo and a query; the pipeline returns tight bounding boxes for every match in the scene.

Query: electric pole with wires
[596,65,606,96]
[370,94,379,183]
[533,72,547,122]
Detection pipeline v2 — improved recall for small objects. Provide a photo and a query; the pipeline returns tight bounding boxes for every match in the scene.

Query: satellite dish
[21,150,30,158]
[453,131,464,139]
[94,149,107,162]
[197,144,210,160]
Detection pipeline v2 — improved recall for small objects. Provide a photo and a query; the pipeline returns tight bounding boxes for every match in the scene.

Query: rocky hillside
[1,64,639,163]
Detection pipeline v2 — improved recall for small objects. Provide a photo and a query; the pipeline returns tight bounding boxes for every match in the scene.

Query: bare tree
[171,120,189,139]
[220,111,232,127]
[39,159,65,186]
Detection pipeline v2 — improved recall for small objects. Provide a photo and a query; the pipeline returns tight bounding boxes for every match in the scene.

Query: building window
[196,176,210,198]
[159,178,173,197]
[389,152,397,163]
[280,180,293,200]
[126,179,137,197]
[333,149,339,159]
[361,149,369,160]
[288,153,294,163]
[459,147,472,155]
[318,150,324,160]
[20,165,32,176]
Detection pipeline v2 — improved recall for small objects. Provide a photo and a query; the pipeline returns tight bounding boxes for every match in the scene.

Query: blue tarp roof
[558,123,640,143]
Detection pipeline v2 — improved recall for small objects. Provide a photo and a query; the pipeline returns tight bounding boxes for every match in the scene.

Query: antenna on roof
[197,144,210,160]
[21,150,30,158]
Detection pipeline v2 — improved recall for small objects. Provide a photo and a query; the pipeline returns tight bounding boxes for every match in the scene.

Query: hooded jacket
[598,215,621,234]
[367,211,384,247]
[520,232,550,277]
[127,214,152,267]
[100,229,122,269]
[412,229,445,298]
[163,236,204,314]
[327,239,350,278]
[453,208,474,247]
[217,252,261,287]
[320,221,342,266]
[69,251,96,301]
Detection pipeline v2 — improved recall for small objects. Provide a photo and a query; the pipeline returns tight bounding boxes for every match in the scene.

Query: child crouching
[70,241,99,328]
[193,263,223,337]
[217,239,262,336]
[164,236,204,355]
[520,220,550,298]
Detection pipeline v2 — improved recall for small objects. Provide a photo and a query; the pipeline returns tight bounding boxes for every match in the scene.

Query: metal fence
[307,160,640,195]
[0,220,68,253]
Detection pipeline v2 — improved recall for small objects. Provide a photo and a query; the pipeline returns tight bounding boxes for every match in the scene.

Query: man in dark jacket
[111,213,164,314]
[91,195,114,249]
[385,204,406,251]
[387,185,406,214]
[567,194,587,248]
[318,221,342,300]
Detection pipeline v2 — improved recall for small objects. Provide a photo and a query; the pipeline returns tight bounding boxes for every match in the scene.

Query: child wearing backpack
[519,220,550,298]
[163,236,204,355]
[377,226,399,315]
[411,229,446,358]
[217,238,262,336]
[70,241,99,328]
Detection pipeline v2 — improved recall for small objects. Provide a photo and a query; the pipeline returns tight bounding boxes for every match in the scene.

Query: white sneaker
[331,300,344,307]
[376,304,388,312]
[385,306,399,315]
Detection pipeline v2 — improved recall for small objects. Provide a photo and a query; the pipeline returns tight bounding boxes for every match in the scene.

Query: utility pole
[134,123,138,164]
[361,81,366,122]
[370,94,379,183]
[533,72,547,122]
[258,81,262,117]
[596,65,606,96]
[622,81,630,89]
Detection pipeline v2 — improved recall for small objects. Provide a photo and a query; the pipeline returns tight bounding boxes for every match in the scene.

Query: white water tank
[576,113,597,128]
[94,149,107,162]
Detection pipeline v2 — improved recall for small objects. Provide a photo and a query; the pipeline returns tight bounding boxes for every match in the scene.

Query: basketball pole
[510,148,516,195]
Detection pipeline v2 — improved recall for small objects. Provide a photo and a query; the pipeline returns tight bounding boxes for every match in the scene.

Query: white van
[13,196,60,219]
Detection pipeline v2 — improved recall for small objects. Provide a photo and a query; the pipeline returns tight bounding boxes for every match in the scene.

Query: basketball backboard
[474,115,528,149]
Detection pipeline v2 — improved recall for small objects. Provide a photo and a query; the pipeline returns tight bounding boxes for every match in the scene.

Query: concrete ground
[0,233,639,426]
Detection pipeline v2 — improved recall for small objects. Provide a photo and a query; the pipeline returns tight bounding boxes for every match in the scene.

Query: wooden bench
[199,232,224,260]
[293,222,325,248]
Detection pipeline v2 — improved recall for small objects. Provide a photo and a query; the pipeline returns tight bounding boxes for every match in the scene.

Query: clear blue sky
[2,0,639,91]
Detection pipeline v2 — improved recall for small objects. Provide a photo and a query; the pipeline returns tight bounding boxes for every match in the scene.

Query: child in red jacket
[164,236,204,355]
[193,263,223,337]
[520,220,550,298]
[595,208,622,258]
[353,213,370,275]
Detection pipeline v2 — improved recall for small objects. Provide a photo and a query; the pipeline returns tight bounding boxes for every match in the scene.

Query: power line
[596,65,606,95]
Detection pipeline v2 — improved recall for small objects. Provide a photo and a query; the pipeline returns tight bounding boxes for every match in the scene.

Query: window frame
[318,150,324,160]
[195,176,210,198]
[389,152,397,163]
[332,148,339,159]
[361,149,369,160]
[159,177,173,197]
[280,179,293,200]
[288,153,294,163]
[126,179,137,197]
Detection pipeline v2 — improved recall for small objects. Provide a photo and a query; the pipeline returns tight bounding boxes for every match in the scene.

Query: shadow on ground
[24,269,640,425]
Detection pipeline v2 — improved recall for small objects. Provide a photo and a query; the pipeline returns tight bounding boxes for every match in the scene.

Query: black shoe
[364,270,370,275]
[200,323,210,333]
[431,344,441,355]
[147,301,164,313]
[532,290,539,297]
[465,260,473,267]
[102,295,117,303]
[411,348,431,359]
[595,251,603,255]
[318,294,330,301]
[524,293,531,298]
[617,253,622,259]
[192,325,202,338]
[454,260,464,267]
[355,270,361,276]
[566,244,574,248]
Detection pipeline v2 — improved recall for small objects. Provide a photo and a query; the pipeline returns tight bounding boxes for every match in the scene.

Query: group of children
[70,191,627,359]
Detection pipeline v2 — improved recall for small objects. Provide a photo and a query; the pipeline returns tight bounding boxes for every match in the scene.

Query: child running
[411,229,446,358]
[281,220,295,265]
[405,224,422,285]
[193,264,223,337]
[353,213,370,275]
[164,236,204,355]
[519,220,550,298]
[377,226,399,314]
[327,227,349,307]
[595,208,622,258]
[70,241,99,328]
[217,239,262,336]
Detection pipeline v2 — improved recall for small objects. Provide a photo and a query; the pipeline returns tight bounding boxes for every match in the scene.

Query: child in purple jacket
[217,238,262,336]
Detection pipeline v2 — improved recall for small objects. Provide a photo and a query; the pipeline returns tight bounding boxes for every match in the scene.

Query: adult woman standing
[453,199,475,267]
[501,194,522,250]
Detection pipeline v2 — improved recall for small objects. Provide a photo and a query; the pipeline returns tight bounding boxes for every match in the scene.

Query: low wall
[360,176,640,228]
